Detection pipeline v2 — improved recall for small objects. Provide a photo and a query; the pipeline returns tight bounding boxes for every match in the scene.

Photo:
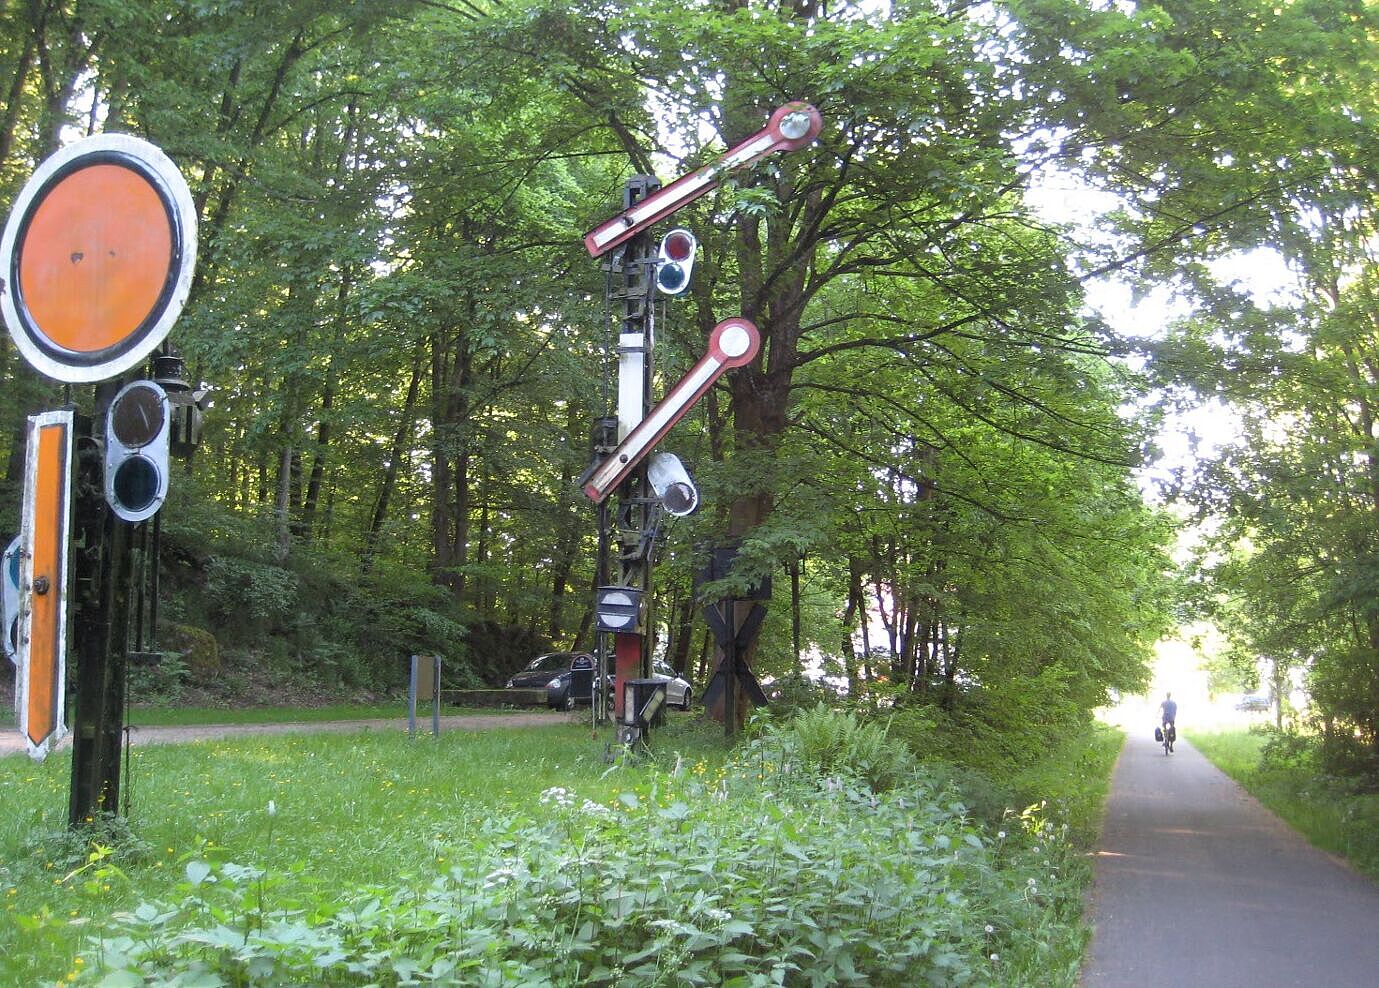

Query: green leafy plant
[759,703,917,792]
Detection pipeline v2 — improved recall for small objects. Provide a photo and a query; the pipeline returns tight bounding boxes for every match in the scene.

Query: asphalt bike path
[1082,732,1379,987]
[0,710,568,757]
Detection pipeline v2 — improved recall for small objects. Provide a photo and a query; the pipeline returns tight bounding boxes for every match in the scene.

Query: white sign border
[16,409,73,761]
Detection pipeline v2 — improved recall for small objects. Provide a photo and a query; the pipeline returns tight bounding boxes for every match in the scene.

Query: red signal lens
[663,231,694,262]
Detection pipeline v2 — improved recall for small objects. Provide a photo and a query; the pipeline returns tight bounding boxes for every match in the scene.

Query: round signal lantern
[105,380,171,522]
[655,228,697,296]
[0,134,197,383]
[662,230,694,261]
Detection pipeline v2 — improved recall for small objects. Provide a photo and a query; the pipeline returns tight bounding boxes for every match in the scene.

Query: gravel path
[0,710,570,757]
[1082,733,1379,987]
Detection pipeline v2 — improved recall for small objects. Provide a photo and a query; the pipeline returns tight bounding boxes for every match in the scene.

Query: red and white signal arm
[0,133,198,384]
[583,318,760,503]
[584,103,823,258]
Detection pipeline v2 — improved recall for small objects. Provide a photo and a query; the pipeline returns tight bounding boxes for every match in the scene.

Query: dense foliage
[1122,2,1379,779]
[4,0,1370,737]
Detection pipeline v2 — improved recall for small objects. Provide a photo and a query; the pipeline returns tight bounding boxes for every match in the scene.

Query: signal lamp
[655,229,697,296]
[648,452,699,516]
[105,380,170,522]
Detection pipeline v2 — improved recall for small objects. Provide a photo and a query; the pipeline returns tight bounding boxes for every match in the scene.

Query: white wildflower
[483,867,517,889]
[540,786,574,808]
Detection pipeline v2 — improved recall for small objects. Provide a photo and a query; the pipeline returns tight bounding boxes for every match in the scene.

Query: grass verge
[1191,728,1379,881]
[1007,720,1124,849]
[1,714,1122,986]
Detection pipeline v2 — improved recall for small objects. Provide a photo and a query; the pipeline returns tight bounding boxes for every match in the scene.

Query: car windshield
[526,654,570,672]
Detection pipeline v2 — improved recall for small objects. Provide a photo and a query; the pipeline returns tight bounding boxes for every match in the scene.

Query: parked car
[507,652,693,712]
[505,652,597,710]
[1236,693,1270,712]
[604,661,694,712]
[650,660,693,710]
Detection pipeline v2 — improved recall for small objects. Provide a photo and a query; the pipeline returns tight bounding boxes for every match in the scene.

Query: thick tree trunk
[670,593,696,678]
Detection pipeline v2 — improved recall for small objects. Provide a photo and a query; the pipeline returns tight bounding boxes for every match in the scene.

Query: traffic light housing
[105,379,170,522]
[655,229,696,295]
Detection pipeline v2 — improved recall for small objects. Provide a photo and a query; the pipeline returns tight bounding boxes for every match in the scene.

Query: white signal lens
[779,111,812,140]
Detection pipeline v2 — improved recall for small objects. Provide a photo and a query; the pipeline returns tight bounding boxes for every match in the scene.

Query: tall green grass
[1,720,607,984]
[1191,728,1379,880]
[1007,720,1124,849]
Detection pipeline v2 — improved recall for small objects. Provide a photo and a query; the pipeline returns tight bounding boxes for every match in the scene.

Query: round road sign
[0,133,197,383]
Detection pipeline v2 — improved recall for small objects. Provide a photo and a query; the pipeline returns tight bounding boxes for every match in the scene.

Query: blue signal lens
[657,262,687,293]
[113,456,160,513]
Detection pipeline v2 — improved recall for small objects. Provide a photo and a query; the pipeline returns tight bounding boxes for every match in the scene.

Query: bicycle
[1161,721,1176,755]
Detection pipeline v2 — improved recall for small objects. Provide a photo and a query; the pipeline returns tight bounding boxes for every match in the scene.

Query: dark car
[505,652,597,710]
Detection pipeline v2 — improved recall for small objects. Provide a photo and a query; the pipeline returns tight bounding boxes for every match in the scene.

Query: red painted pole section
[613,632,642,721]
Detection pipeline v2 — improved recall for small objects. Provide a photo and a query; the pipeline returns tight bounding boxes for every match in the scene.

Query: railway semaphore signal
[581,101,821,739]
[582,317,760,504]
[583,102,822,258]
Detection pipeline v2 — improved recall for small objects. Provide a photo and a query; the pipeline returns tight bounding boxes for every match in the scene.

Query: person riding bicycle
[1159,692,1178,752]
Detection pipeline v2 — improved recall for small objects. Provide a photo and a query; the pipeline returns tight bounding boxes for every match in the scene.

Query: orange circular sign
[1,134,197,383]
[19,164,174,353]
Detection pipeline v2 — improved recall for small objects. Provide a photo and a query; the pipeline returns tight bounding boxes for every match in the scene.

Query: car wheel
[680,690,692,711]
[562,692,575,712]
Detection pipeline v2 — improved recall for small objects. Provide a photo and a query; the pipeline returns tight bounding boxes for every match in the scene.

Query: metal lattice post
[68,391,133,826]
[595,176,661,722]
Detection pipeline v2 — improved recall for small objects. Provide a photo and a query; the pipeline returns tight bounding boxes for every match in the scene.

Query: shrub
[763,671,844,716]
[765,704,916,792]
[127,651,191,704]
[203,556,298,635]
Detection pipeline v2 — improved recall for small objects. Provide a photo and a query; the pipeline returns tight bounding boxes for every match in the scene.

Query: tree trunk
[0,33,34,166]
[790,556,803,674]
[274,445,293,561]
[363,343,424,573]
[300,382,332,543]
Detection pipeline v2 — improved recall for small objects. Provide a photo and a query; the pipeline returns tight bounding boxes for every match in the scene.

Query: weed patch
[2,718,1116,986]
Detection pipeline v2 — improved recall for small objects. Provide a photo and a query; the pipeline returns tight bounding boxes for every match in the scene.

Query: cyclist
[1159,692,1178,752]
